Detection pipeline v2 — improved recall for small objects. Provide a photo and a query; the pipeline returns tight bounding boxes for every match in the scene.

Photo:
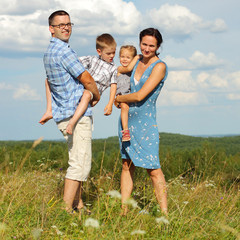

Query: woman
[114,28,168,215]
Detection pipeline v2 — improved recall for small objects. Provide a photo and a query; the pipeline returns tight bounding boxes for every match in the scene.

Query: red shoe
[121,129,131,142]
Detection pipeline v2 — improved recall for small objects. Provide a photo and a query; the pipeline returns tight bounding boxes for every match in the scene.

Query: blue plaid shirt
[44,37,92,122]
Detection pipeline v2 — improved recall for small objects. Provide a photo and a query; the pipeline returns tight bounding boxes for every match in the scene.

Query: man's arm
[77,70,100,104]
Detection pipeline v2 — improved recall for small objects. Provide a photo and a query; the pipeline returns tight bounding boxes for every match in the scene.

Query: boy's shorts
[57,116,92,181]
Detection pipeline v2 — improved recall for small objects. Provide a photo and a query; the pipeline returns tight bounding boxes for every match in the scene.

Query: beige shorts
[57,116,92,181]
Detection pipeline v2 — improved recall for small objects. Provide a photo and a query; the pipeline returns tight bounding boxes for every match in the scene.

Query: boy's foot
[39,112,53,125]
[66,123,74,135]
[121,129,131,142]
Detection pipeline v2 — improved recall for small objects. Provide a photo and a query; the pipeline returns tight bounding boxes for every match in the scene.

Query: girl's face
[140,35,159,58]
[119,49,134,67]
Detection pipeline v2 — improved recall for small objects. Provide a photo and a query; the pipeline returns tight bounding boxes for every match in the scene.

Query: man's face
[97,46,116,63]
[49,15,72,42]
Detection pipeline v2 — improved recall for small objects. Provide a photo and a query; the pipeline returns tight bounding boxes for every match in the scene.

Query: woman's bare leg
[121,159,135,215]
[147,168,168,215]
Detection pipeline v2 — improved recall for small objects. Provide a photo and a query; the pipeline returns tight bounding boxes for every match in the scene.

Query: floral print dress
[118,59,168,169]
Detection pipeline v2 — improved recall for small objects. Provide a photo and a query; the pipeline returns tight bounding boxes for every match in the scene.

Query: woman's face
[140,35,159,58]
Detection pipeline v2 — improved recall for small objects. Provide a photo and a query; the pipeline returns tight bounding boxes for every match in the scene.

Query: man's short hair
[96,33,116,50]
[48,10,69,26]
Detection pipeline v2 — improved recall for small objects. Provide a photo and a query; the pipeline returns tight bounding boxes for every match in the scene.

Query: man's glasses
[51,23,74,29]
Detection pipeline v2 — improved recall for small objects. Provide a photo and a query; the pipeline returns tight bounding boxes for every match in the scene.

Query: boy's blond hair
[96,33,116,50]
[119,45,137,57]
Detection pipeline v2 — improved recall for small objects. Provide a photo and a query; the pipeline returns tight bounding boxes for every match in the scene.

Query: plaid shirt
[79,55,117,95]
[44,37,92,122]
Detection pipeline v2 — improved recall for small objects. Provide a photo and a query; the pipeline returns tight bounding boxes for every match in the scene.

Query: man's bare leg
[63,178,81,212]
[66,90,93,135]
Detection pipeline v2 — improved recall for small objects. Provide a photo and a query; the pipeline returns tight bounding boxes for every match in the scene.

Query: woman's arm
[115,62,166,105]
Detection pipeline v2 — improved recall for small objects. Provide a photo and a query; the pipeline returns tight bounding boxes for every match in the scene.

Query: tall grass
[0,137,239,239]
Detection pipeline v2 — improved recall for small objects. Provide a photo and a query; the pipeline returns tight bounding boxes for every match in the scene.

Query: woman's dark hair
[139,28,163,49]
[48,10,69,26]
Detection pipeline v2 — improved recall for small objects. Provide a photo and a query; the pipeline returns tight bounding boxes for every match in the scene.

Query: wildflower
[124,198,139,209]
[106,190,121,199]
[0,222,7,233]
[32,228,43,239]
[51,225,63,235]
[131,230,146,235]
[70,222,78,227]
[138,209,149,215]
[156,216,169,225]
[84,218,100,228]
[59,168,63,171]
[205,183,215,188]
[183,201,189,205]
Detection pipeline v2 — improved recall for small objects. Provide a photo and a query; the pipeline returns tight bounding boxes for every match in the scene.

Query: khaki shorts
[57,116,92,181]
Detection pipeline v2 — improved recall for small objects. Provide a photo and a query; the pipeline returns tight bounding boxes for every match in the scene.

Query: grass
[0,137,239,239]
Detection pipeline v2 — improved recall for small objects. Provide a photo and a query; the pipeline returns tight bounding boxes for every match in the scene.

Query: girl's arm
[115,62,166,105]
[117,55,140,74]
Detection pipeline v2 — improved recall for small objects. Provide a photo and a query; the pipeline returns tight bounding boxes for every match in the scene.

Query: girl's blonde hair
[119,45,137,57]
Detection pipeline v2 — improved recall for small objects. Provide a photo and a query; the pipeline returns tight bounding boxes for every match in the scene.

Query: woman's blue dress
[118,59,168,169]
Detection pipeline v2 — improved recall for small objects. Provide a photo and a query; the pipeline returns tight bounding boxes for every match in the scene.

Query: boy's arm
[118,55,140,74]
[104,83,117,115]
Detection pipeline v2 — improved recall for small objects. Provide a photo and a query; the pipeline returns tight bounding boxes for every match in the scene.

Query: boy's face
[120,49,134,67]
[97,46,116,63]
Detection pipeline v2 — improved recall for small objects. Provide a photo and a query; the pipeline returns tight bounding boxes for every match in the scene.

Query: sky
[0,0,239,141]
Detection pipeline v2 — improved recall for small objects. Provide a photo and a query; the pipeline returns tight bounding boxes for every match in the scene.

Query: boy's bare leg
[66,90,92,135]
[120,102,129,130]
[39,78,53,124]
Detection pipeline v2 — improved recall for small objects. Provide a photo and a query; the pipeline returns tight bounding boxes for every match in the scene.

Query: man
[44,10,100,212]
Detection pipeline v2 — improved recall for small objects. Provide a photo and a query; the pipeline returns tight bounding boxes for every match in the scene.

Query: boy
[39,33,118,134]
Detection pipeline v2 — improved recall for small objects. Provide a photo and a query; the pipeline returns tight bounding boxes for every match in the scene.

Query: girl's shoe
[121,129,131,142]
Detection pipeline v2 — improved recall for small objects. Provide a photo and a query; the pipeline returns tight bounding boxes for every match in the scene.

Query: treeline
[0,133,239,186]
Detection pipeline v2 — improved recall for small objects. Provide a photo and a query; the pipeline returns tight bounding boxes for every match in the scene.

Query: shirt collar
[98,56,114,65]
[50,37,70,48]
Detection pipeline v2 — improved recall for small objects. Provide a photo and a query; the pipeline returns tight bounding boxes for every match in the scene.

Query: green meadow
[0,133,239,239]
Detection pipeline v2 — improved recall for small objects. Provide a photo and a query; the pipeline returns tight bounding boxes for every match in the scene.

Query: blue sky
[0,0,239,140]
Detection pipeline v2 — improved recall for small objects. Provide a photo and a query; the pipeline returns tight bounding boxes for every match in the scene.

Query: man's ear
[96,49,102,57]
[49,25,54,35]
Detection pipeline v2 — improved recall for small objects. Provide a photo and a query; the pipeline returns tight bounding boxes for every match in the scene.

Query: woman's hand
[114,96,121,109]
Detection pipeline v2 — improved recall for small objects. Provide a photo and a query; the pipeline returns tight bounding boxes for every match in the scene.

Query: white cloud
[159,89,208,106]
[209,19,228,33]
[164,51,225,71]
[164,55,192,70]
[13,84,42,100]
[166,71,196,91]
[147,4,227,40]
[226,93,240,100]
[190,51,225,69]
[0,83,14,90]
